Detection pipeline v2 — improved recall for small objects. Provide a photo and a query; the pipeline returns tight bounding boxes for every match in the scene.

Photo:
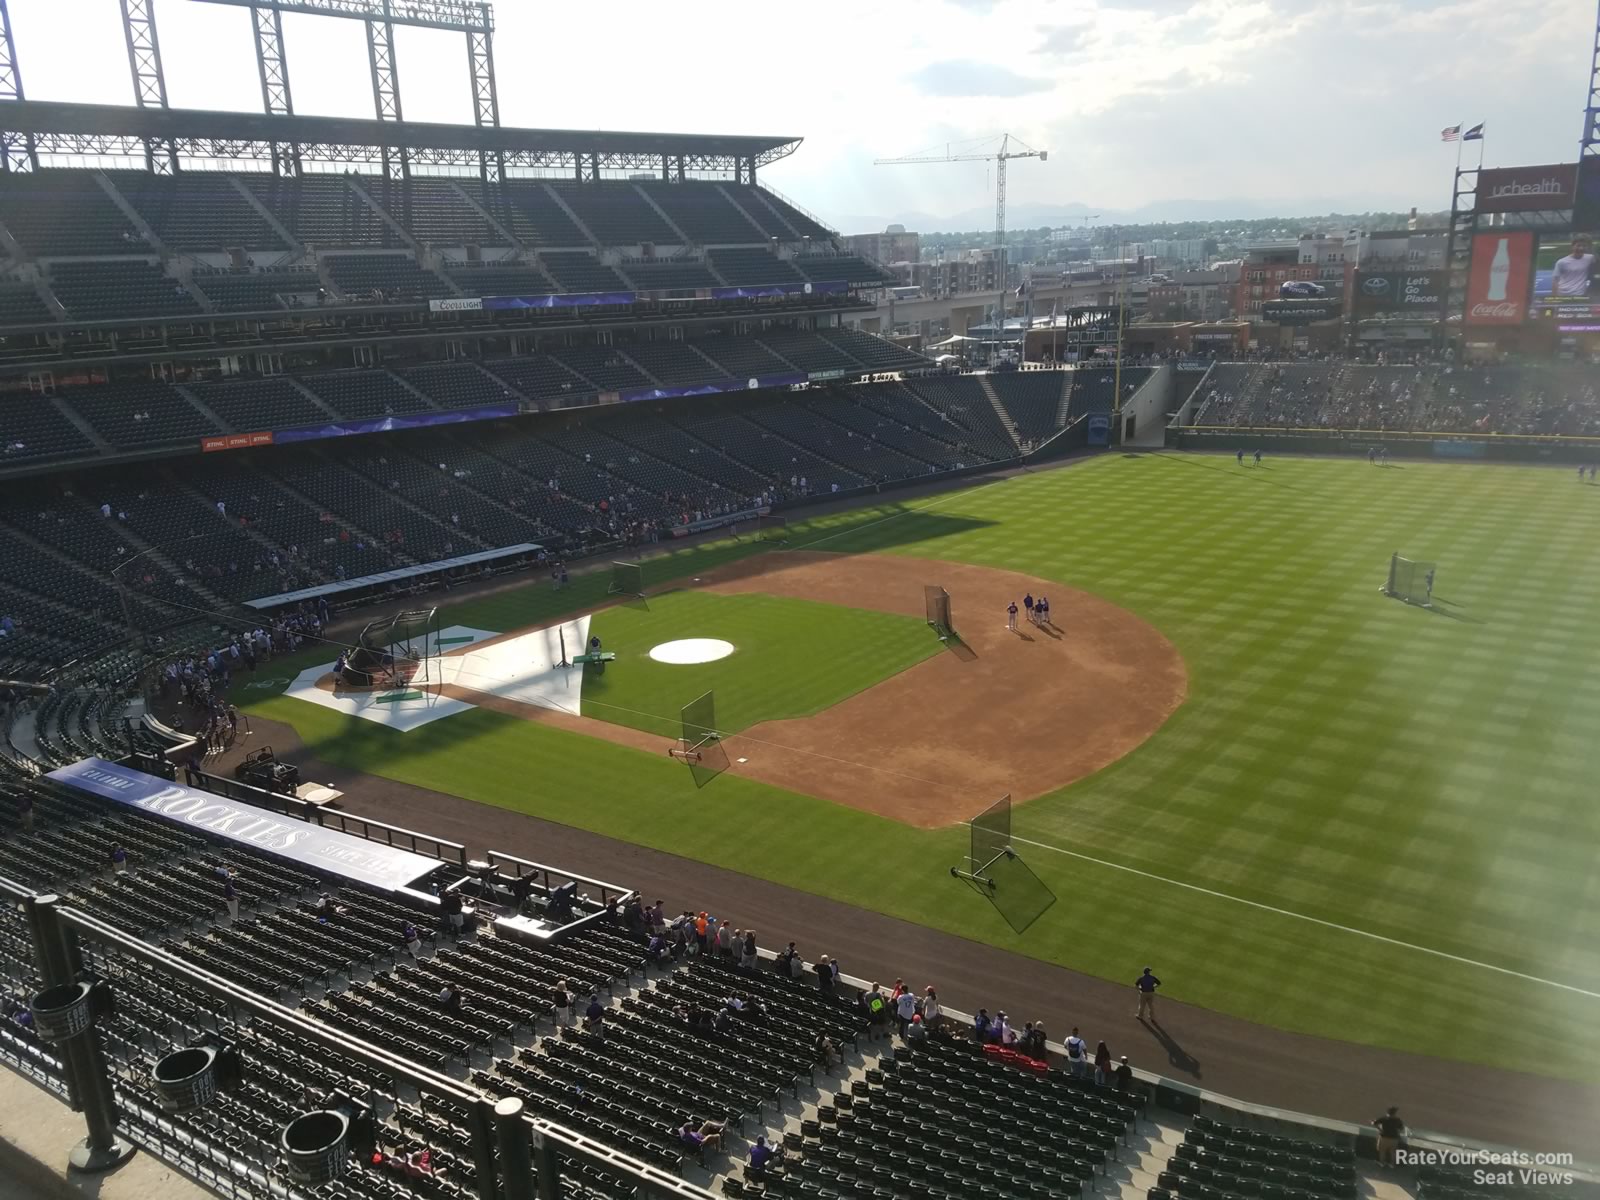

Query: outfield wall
[1167,425,1600,465]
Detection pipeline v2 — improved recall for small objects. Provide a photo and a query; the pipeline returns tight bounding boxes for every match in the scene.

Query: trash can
[152,1045,219,1112]
[30,981,93,1042]
[281,1110,350,1186]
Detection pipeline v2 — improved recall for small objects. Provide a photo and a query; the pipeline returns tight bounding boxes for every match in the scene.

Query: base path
[690,551,1187,827]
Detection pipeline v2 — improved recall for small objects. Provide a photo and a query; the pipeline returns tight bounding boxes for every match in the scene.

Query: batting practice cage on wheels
[951,795,1056,933]
[669,690,728,787]
[925,584,953,640]
[1382,554,1435,607]
[344,608,441,687]
[608,561,645,597]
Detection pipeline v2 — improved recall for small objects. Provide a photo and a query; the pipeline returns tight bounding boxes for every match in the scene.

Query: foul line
[1004,832,1600,1000]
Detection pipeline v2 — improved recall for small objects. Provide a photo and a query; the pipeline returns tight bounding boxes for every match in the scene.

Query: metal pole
[467,1097,500,1200]
[26,895,136,1173]
[493,1097,537,1200]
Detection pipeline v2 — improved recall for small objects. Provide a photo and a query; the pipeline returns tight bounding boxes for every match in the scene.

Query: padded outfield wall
[1166,425,1600,464]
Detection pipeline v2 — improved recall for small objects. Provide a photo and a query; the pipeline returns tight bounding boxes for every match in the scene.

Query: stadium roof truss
[0,99,802,182]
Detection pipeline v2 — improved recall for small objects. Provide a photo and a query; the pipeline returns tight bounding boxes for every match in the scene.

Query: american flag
[1441,125,1461,142]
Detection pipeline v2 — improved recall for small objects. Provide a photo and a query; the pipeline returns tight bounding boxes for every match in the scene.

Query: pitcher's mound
[648,638,735,665]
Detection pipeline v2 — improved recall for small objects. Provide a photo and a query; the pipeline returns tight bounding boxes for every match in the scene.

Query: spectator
[814,954,836,996]
[921,986,942,1033]
[894,985,918,1039]
[973,1008,993,1043]
[648,899,666,933]
[109,844,128,874]
[222,876,239,922]
[741,929,758,972]
[1065,1027,1088,1077]
[583,993,604,1031]
[679,1118,724,1156]
[403,922,422,958]
[904,1013,928,1043]
[815,1033,842,1072]
[1374,1107,1406,1167]
[993,1011,1013,1045]
[716,922,734,959]
[748,1134,780,1176]
[863,983,890,1040]
[1114,1055,1133,1091]
[436,982,460,1011]
[1094,1040,1112,1086]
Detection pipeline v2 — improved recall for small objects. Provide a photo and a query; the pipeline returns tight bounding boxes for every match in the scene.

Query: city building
[845,225,921,267]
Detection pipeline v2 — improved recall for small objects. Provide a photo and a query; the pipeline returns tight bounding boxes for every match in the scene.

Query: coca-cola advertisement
[1465,231,1534,325]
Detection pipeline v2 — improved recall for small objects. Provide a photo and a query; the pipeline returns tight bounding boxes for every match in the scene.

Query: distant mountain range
[832,196,1434,234]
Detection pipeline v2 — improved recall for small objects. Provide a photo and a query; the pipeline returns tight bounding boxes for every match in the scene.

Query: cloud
[910,60,1053,98]
[1038,23,1091,55]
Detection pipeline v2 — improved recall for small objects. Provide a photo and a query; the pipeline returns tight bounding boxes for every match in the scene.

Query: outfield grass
[244,455,1600,1081]
[579,591,938,737]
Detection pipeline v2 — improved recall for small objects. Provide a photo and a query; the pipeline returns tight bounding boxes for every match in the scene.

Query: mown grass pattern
[578,591,939,738]
[245,454,1600,1079]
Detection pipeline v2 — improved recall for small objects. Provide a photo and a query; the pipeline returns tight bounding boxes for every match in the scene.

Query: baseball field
[242,452,1600,1083]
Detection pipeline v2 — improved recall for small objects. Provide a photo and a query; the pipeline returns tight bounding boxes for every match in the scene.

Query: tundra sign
[1352,270,1444,316]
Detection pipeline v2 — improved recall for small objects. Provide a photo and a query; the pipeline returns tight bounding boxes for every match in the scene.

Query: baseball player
[1006,601,1018,632]
[1037,596,1049,626]
[1022,593,1035,626]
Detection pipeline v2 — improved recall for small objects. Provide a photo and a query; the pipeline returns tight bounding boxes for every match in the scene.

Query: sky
[3,0,1594,231]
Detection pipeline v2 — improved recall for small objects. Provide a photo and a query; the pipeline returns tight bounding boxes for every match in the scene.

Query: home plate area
[285,620,591,730]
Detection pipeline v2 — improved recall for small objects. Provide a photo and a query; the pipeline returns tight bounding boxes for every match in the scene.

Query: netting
[924,585,952,638]
[971,794,1011,879]
[346,607,439,688]
[607,561,644,596]
[1384,555,1435,607]
[758,514,789,543]
[681,690,717,748]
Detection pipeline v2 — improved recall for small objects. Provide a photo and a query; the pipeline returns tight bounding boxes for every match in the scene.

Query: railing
[485,851,633,940]
[315,810,467,866]
[135,758,470,867]
[0,879,715,1200]
[753,180,840,239]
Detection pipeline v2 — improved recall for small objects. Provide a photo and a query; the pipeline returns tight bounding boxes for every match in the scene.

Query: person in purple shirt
[749,1135,780,1174]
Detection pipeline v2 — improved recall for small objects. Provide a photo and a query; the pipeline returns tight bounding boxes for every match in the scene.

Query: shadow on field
[1140,1017,1202,1079]
[942,633,978,662]
[1427,596,1483,625]
[793,507,1000,554]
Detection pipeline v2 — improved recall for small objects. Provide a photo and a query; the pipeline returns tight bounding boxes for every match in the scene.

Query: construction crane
[875,134,1047,360]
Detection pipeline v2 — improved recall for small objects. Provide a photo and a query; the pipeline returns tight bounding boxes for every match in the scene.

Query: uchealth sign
[1465,231,1534,325]
[48,758,440,892]
[1475,163,1576,214]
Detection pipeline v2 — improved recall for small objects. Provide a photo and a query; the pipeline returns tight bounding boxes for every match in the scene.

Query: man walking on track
[1006,601,1018,632]
[1134,967,1161,1022]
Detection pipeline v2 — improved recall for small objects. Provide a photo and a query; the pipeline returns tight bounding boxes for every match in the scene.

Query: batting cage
[669,689,728,787]
[950,795,1056,933]
[757,514,789,544]
[1382,554,1435,608]
[344,607,441,689]
[608,560,645,597]
[924,584,953,641]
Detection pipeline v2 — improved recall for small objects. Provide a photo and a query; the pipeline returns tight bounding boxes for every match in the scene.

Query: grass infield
[579,591,940,738]
[246,454,1600,1080]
